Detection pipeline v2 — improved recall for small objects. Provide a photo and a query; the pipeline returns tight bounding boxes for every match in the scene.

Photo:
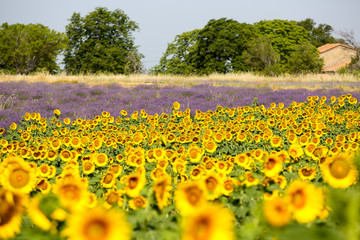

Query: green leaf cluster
[0,23,66,74]
[153,18,330,75]
[63,7,143,74]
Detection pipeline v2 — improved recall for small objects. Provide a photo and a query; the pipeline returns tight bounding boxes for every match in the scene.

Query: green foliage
[64,7,143,74]
[296,18,337,47]
[0,23,66,74]
[255,19,310,67]
[194,18,257,74]
[151,29,200,75]
[243,36,282,76]
[152,18,258,75]
[287,42,324,74]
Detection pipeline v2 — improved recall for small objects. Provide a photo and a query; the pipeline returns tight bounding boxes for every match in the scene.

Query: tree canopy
[194,18,257,74]
[152,18,258,75]
[0,23,66,74]
[254,19,310,67]
[64,7,143,74]
[296,18,337,47]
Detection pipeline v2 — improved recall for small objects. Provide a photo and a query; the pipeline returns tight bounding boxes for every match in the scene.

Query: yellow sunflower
[286,180,324,223]
[2,160,36,194]
[262,153,283,178]
[124,174,146,197]
[104,190,123,209]
[187,144,205,163]
[129,195,147,210]
[203,140,217,153]
[82,160,95,175]
[52,176,89,212]
[94,153,109,167]
[100,171,117,188]
[298,167,317,181]
[36,178,52,194]
[263,197,291,228]
[181,204,235,240]
[0,189,25,240]
[288,143,304,160]
[63,207,131,240]
[321,152,358,188]
[175,181,207,216]
[202,172,222,200]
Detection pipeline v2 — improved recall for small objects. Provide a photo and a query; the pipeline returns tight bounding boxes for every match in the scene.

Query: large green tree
[0,23,66,74]
[64,7,143,74]
[194,18,257,74]
[296,18,337,47]
[151,29,200,75]
[152,18,258,75]
[255,19,310,67]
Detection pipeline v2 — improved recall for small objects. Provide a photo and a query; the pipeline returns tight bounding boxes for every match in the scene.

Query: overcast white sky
[1,0,359,70]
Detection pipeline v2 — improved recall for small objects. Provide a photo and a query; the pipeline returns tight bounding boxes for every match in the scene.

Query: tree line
[0,7,357,75]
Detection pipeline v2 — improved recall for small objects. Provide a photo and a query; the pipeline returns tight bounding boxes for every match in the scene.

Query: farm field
[1,74,360,240]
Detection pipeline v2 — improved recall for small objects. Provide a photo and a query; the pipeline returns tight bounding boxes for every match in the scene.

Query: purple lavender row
[0,81,359,129]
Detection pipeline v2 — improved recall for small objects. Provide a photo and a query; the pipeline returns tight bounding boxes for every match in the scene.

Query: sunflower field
[1,90,360,240]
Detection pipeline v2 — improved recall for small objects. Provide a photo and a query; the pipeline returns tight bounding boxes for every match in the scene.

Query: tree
[194,18,258,74]
[0,23,66,74]
[151,29,200,75]
[255,20,310,67]
[64,7,143,74]
[287,42,324,74]
[296,18,337,47]
[242,35,281,76]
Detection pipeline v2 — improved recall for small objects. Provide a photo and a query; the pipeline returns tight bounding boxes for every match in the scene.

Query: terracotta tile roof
[322,58,352,72]
[318,43,354,53]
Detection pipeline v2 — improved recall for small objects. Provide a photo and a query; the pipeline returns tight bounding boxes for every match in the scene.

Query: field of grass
[1,72,360,90]
[1,73,360,240]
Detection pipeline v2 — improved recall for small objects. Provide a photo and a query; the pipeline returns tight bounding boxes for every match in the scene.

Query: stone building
[317,43,357,72]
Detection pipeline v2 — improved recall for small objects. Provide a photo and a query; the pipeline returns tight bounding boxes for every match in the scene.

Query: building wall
[320,46,357,70]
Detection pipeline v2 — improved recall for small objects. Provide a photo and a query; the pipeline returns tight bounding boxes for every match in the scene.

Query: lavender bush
[0,80,359,129]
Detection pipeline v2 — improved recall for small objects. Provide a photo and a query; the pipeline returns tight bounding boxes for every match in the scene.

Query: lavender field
[1,80,360,130]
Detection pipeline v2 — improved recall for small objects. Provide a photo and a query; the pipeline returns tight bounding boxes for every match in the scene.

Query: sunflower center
[301,168,313,177]
[189,149,198,159]
[103,174,113,184]
[84,219,109,240]
[205,177,218,191]
[84,162,93,171]
[185,187,202,206]
[330,159,350,179]
[9,168,30,189]
[106,193,119,205]
[61,185,80,200]
[291,189,306,209]
[266,158,276,170]
[129,177,139,189]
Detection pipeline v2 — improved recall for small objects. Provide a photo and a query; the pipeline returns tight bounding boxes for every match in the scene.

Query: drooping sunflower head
[153,174,173,210]
[63,207,131,240]
[321,152,359,188]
